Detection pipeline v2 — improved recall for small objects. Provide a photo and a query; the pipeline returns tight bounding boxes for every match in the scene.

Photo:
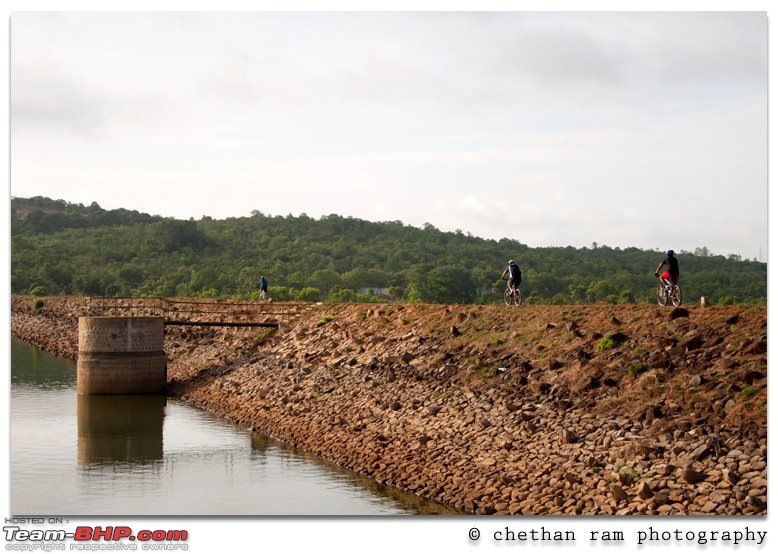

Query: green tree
[296,287,321,302]
[9,195,767,306]
[309,268,342,295]
[117,266,143,294]
[158,220,211,252]
[408,266,477,304]
[586,280,616,302]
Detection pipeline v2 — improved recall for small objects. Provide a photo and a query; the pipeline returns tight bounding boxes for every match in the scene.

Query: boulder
[611,485,629,503]
[669,307,689,319]
[681,465,707,485]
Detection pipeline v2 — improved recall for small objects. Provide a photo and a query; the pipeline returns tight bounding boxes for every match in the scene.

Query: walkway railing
[82,297,311,327]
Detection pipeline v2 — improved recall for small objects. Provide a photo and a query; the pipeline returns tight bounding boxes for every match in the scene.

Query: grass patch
[251,328,276,347]
[633,346,648,357]
[626,362,650,378]
[315,316,333,328]
[474,365,497,378]
[596,334,617,352]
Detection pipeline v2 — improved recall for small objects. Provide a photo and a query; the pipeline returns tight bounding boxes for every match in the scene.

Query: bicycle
[503,284,522,306]
[656,276,682,306]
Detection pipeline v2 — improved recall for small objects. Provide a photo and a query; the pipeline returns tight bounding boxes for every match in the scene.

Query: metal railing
[83,296,311,326]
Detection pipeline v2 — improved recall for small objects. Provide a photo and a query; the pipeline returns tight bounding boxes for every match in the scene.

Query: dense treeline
[10,197,766,305]
[11,196,165,234]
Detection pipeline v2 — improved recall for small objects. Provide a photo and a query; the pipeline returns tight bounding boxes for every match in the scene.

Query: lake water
[9,338,456,516]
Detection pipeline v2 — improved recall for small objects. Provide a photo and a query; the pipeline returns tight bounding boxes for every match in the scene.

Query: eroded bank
[11,295,767,515]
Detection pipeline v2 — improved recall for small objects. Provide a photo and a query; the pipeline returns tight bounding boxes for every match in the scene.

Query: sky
[9,10,768,260]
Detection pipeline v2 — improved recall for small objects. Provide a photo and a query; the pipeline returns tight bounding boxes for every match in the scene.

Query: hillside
[11,295,767,515]
[10,196,766,305]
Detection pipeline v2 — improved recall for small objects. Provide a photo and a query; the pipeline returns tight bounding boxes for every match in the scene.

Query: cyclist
[654,250,680,286]
[501,259,522,297]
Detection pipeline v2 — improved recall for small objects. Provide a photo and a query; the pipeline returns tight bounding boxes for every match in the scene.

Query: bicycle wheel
[514,287,522,305]
[656,284,668,306]
[671,285,682,306]
[504,289,513,306]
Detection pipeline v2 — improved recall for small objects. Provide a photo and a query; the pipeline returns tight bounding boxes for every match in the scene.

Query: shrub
[626,362,650,378]
[596,334,617,352]
[328,286,383,303]
[30,285,46,297]
[315,316,333,328]
[267,286,294,301]
[297,287,321,302]
[328,287,357,302]
[32,299,44,310]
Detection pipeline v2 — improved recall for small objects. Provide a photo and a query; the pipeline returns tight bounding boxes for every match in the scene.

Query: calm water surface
[10,339,456,516]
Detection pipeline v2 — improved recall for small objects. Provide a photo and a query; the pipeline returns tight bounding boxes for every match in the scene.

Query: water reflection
[77,394,166,466]
[12,338,460,515]
[248,432,461,515]
[10,338,76,389]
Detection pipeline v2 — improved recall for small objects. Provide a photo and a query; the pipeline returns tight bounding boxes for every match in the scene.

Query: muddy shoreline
[10,295,767,515]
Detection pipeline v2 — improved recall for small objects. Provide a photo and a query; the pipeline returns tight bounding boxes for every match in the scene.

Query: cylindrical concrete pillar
[77,317,166,394]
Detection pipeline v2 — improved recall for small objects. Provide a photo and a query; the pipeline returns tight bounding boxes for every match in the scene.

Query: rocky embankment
[11,295,767,515]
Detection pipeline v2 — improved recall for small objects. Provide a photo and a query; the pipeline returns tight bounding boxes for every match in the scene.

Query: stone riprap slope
[11,296,767,515]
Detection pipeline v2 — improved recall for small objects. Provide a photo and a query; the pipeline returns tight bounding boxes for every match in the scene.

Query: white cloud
[11,61,107,136]
[9,11,767,260]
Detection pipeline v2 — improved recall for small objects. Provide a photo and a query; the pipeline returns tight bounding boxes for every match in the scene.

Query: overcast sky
[10,11,768,260]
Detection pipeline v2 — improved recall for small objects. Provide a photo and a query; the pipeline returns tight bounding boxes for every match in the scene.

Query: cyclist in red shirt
[655,250,680,285]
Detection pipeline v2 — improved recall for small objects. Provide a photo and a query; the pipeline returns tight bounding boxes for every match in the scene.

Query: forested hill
[10,196,766,305]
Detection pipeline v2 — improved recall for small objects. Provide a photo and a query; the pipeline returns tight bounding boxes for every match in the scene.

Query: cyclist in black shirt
[655,250,680,285]
[501,260,522,297]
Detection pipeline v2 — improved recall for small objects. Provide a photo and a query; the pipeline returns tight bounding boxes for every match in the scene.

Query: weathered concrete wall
[77,317,166,394]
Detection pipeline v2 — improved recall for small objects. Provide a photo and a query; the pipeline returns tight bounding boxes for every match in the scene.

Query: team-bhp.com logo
[4,526,189,550]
